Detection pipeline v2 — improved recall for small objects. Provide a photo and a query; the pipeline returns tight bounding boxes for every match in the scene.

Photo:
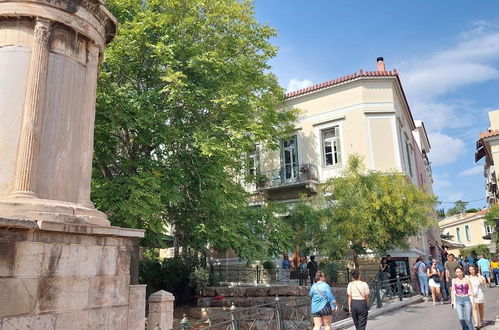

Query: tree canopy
[289,155,437,267]
[445,200,469,216]
[92,0,296,260]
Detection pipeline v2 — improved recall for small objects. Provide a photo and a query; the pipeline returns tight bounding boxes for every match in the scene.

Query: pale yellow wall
[259,78,424,182]
[488,110,499,130]
[441,216,491,247]
[367,116,397,171]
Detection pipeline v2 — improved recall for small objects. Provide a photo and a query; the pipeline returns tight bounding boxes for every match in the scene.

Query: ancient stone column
[0,0,118,225]
[78,43,100,208]
[10,18,52,198]
[0,1,146,329]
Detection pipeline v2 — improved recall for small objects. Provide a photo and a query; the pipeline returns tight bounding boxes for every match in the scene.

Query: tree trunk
[353,250,359,269]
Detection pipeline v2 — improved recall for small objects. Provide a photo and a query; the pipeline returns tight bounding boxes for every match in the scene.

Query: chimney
[377,57,385,72]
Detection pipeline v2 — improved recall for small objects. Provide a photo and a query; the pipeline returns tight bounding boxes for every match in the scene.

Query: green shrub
[189,267,210,295]
[139,255,197,304]
[262,260,275,269]
[208,272,220,287]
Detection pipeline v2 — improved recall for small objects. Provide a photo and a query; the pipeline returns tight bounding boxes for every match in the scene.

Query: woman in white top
[347,269,370,330]
[467,265,485,328]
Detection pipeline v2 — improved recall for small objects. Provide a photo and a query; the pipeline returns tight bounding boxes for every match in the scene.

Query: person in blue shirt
[309,271,336,330]
[477,255,491,287]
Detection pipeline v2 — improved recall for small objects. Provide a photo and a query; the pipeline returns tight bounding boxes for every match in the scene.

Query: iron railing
[210,266,381,286]
[171,296,315,330]
[170,274,418,330]
[256,163,318,189]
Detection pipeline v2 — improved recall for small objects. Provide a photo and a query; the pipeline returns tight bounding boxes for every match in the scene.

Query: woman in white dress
[467,265,485,328]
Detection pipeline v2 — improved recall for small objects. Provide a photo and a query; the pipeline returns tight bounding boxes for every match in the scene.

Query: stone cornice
[0,217,145,238]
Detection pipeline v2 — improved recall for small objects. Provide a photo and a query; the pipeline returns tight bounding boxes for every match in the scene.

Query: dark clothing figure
[387,259,397,293]
[307,259,318,285]
[351,300,368,330]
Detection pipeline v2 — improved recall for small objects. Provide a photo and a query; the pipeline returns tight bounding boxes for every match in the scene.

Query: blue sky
[254,0,499,211]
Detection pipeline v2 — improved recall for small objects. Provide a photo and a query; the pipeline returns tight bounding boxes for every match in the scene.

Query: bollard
[147,290,175,330]
[230,303,239,330]
[374,281,382,308]
[396,276,403,301]
[180,314,189,330]
[274,295,284,330]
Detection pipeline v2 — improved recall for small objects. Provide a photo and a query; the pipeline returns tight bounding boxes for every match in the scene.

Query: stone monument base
[0,198,110,226]
[0,217,145,330]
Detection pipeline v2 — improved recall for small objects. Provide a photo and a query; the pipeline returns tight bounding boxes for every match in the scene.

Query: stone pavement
[344,286,499,330]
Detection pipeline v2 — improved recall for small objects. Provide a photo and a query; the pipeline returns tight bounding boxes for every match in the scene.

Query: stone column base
[0,198,110,226]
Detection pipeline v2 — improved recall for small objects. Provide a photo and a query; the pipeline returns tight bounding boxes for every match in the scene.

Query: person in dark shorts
[309,271,336,330]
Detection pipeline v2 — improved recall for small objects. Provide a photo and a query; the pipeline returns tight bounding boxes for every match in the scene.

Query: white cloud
[402,31,499,102]
[396,25,499,139]
[411,101,475,132]
[428,132,466,166]
[446,192,464,203]
[286,78,313,93]
[432,173,451,190]
[459,165,483,176]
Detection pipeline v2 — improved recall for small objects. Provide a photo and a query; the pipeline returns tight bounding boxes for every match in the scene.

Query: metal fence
[211,266,380,286]
[172,296,316,330]
[170,273,418,330]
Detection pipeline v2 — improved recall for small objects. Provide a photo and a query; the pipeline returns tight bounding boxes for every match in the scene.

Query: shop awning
[441,238,465,249]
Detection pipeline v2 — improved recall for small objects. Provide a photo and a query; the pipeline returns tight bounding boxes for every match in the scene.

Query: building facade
[476,110,499,205]
[439,210,492,256]
[249,58,439,269]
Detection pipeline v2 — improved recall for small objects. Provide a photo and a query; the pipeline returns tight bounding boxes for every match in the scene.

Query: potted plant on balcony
[255,173,268,188]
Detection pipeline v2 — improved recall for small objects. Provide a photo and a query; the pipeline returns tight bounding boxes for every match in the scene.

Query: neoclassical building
[247,58,439,273]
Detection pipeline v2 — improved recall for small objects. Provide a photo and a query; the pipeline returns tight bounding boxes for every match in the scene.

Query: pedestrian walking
[445,253,460,295]
[467,265,486,328]
[380,257,391,292]
[491,256,499,286]
[427,260,443,305]
[411,258,420,294]
[416,257,429,299]
[386,255,397,294]
[347,269,370,330]
[451,267,474,330]
[280,254,291,282]
[309,271,336,330]
[298,256,308,286]
[308,255,318,285]
[477,255,492,287]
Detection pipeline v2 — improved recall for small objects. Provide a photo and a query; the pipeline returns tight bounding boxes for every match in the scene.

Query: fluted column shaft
[78,43,100,207]
[10,18,52,198]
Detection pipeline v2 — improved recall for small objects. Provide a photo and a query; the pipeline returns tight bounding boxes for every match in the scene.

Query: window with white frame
[465,225,471,241]
[322,126,341,166]
[484,223,492,236]
[248,145,260,176]
[456,227,462,242]
[405,141,413,178]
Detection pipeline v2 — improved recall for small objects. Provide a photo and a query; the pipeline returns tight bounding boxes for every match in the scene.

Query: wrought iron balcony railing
[255,163,318,190]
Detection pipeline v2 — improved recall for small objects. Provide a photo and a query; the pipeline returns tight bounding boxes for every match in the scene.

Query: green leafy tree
[286,197,324,257]
[445,200,469,216]
[92,0,296,259]
[320,155,437,267]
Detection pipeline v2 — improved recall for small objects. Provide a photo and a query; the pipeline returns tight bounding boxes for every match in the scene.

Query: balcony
[255,163,319,195]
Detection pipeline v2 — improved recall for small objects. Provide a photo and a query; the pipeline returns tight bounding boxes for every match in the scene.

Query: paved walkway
[345,286,499,330]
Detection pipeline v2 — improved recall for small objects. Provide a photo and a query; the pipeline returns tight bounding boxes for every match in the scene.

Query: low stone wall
[0,218,145,330]
[198,285,347,309]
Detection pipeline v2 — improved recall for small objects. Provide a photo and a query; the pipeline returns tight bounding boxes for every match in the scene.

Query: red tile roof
[479,129,499,140]
[284,69,399,99]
